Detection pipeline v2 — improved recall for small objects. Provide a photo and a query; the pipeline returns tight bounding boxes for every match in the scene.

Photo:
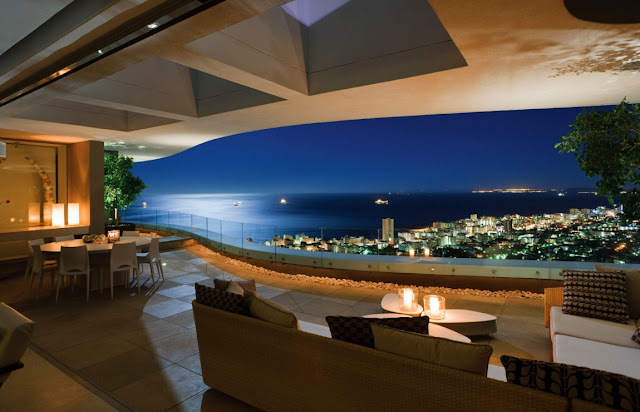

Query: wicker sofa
[545,287,640,379]
[192,301,608,412]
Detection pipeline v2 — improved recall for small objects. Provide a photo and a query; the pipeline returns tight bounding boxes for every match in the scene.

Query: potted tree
[104,154,146,233]
[556,99,640,222]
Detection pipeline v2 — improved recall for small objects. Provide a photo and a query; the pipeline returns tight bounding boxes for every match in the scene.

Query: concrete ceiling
[0,0,639,161]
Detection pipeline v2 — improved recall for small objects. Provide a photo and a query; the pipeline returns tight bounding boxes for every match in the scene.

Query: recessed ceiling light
[147,22,159,29]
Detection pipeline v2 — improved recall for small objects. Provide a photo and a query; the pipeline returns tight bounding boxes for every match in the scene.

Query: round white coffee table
[380,293,423,317]
[362,313,471,343]
[425,309,497,336]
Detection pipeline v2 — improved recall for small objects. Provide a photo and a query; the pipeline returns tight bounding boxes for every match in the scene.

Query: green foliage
[104,155,146,213]
[556,99,640,221]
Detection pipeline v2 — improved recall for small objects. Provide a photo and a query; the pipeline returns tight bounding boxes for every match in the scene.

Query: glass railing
[120,208,638,280]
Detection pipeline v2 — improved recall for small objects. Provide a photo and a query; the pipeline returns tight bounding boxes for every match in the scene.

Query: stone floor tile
[117,319,187,346]
[495,317,550,344]
[142,299,193,319]
[1,349,116,412]
[170,274,211,285]
[270,293,302,312]
[451,295,507,316]
[177,292,197,303]
[54,335,138,370]
[32,323,112,353]
[350,301,383,316]
[113,364,208,412]
[79,347,172,391]
[168,388,260,412]
[288,291,321,307]
[143,329,199,363]
[298,298,351,318]
[500,297,545,325]
[156,284,196,298]
[177,353,202,375]
[163,309,196,329]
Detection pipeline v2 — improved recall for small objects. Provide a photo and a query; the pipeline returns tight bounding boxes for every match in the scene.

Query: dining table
[40,237,151,253]
[40,237,152,291]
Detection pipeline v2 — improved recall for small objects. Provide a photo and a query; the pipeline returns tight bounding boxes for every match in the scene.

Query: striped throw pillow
[195,283,249,316]
[501,355,640,411]
[562,270,629,323]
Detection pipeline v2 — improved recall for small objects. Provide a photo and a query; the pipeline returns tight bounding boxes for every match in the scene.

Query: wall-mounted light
[68,203,79,226]
[52,203,65,227]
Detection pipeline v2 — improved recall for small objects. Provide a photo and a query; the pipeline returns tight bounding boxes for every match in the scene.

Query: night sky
[133,105,611,194]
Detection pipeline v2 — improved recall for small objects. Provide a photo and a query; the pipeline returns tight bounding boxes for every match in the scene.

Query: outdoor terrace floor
[0,244,550,411]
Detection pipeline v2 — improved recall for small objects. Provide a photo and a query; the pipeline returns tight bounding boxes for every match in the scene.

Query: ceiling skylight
[281,0,351,26]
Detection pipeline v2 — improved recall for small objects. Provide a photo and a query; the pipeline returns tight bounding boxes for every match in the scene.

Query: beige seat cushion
[0,303,35,368]
[226,280,245,296]
[245,291,298,329]
[550,306,637,349]
[595,264,640,319]
[371,323,492,376]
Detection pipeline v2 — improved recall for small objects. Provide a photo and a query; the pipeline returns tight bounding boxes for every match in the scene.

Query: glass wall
[0,140,59,230]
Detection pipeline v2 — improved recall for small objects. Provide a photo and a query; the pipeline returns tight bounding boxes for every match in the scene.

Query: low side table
[425,309,497,336]
[380,293,423,317]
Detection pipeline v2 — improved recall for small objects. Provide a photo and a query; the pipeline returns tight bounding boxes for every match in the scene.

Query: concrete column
[67,140,104,234]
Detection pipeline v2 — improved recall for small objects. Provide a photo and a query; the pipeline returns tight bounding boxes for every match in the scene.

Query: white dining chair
[54,235,75,242]
[109,242,139,298]
[137,238,163,285]
[57,246,93,303]
[23,239,44,288]
[28,243,57,302]
[121,231,140,237]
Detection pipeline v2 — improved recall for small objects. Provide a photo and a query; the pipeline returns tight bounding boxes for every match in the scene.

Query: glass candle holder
[398,288,417,311]
[107,230,120,243]
[424,295,446,320]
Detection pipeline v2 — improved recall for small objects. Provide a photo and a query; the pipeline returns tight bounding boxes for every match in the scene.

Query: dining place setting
[25,230,164,303]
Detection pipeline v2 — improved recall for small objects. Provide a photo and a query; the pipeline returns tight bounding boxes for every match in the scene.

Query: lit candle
[429,295,439,316]
[51,203,65,227]
[68,203,79,226]
[424,248,430,257]
[403,288,414,309]
[409,248,415,257]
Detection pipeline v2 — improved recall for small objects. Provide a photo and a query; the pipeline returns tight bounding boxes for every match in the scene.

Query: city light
[261,205,636,263]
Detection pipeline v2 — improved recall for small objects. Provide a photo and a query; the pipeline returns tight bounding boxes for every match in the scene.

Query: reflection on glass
[0,141,57,229]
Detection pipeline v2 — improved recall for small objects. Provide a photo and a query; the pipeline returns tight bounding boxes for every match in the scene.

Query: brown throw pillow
[325,315,429,348]
[501,355,640,411]
[195,283,249,316]
[371,324,492,376]
[214,278,257,293]
[595,263,640,319]
[245,291,298,329]
[562,269,630,323]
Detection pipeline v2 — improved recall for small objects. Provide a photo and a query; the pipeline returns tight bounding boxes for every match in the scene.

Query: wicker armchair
[544,287,563,328]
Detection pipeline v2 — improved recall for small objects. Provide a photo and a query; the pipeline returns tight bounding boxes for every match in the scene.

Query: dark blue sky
[134,106,609,194]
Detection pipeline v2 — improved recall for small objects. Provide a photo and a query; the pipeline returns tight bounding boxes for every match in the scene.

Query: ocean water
[128,192,610,234]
